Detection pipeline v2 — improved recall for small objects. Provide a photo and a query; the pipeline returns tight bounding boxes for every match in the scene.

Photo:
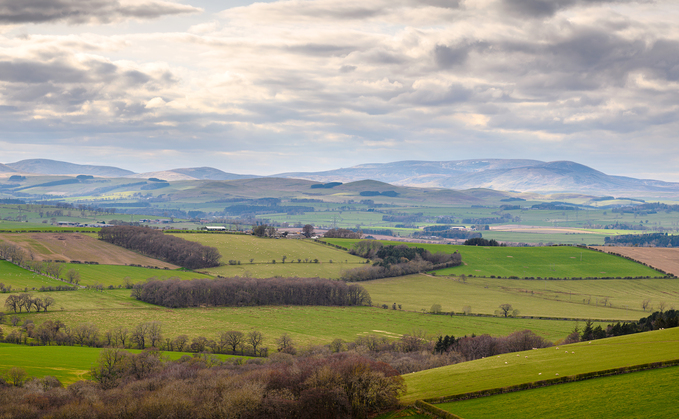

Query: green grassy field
[0,289,153,311]
[401,327,679,403]
[438,365,679,419]
[359,274,679,320]
[0,344,245,385]
[62,263,212,287]
[323,239,663,279]
[5,288,587,348]
[172,234,366,278]
[0,261,66,290]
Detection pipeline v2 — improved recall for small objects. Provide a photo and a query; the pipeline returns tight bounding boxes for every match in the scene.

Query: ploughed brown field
[592,246,679,277]
[0,233,179,268]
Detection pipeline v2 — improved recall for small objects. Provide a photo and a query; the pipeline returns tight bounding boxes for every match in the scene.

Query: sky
[1,0,679,180]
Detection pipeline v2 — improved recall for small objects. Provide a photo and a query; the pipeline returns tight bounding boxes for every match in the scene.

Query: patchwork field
[0,233,178,268]
[360,274,679,320]
[401,327,679,403]
[439,365,679,419]
[323,239,663,279]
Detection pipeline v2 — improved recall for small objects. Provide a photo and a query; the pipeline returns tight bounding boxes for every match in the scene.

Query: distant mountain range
[3,158,679,196]
[275,160,679,195]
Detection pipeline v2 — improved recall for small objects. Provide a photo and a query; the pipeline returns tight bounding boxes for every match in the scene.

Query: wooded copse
[342,242,462,281]
[133,277,372,308]
[0,350,404,419]
[98,226,221,269]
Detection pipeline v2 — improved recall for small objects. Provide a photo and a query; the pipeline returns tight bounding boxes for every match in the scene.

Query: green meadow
[62,263,212,287]
[439,365,679,419]
[0,344,246,386]
[6,289,588,347]
[359,274,679,320]
[323,239,663,279]
[0,261,65,289]
[172,233,366,278]
[401,327,679,403]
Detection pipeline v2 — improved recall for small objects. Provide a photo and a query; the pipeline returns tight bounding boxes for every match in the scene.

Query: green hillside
[401,327,679,403]
[439,365,679,419]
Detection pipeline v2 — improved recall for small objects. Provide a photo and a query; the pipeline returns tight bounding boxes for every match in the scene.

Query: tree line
[604,232,679,247]
[3,294,55,314]
[132,277,372,308]
[342,242,462,282]
[98,226,221,269]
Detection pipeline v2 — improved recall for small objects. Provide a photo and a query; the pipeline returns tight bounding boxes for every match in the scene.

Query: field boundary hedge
[420,359,679,406]
[414,400,463,419]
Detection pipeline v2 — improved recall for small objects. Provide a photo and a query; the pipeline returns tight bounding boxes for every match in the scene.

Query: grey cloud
[0,0,201,25]
[501,0,650,19]
[434,44,471,68]
[339,65,357,73]
[287,43,355,57]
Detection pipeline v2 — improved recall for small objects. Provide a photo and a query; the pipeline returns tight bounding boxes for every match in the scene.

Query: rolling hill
[5,159,135,177]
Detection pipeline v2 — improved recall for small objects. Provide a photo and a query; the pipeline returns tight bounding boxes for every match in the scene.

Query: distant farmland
[323,239,664,279]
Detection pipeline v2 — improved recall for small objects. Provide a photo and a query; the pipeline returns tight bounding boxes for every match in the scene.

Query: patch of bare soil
[592,246,679,277]
[0,233,178,268]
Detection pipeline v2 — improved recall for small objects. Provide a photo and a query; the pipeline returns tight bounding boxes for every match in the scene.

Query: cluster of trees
[604,232,679,247]
[464,237,503,246]
[133,277,372,308]
[252,224,278,237]
[323,228,362,239]
[570,310,679,343]
[342,243,462,281]
[98,226,221,269]
[3,294,55,313]
[433,330,553,360]
[0,350,404,419]
[415,229,480,239]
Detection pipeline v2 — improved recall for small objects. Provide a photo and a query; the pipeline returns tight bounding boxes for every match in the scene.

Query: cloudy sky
[1,0,678,179]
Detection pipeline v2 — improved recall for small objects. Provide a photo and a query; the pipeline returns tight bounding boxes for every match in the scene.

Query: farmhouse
[203,226,227,231]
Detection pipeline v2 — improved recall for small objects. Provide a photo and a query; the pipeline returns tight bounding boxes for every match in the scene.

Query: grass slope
[324,239,662,279]
[359,274,679,320]
[401,327,679,403]
[439,366,679,419]
[0,261,65,289]
[0,344,244,386]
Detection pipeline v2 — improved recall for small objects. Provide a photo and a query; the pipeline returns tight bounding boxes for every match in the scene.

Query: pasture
[0,344,247,385]
[172,233,366,278]
[8,289,586,347]
[360,274,679,320]
[438,365,679,419]
[0,261,65,290]
[61,263,212,287]
[324,239,663,279]
[401,327,679,403]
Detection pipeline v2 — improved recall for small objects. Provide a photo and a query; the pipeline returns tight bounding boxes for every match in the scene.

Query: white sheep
[525,356,528,358]
[505,361,508,364]
[538,373,542,375]
[555,373,559,376]
[572,351,575,354]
